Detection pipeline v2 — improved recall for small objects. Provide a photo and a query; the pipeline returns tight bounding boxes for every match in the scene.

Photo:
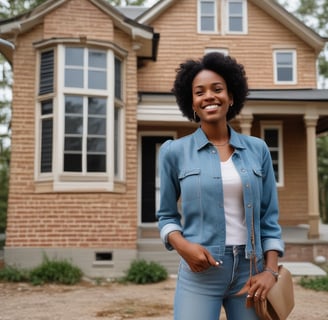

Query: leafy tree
[317,135,328,223]
[290,0,328,87]
[0,54,11,234]
[0,0,46,18]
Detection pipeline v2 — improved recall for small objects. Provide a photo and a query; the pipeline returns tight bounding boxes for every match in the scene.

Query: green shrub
[122,259,168,284]
[0,265,29,282]
[299,275,328,292]
[29,256,83,285]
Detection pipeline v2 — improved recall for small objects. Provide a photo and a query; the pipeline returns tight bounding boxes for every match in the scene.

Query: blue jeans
[174,245,262,320]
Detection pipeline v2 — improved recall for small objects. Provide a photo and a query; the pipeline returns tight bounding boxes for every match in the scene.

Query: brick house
[0,0,327,277]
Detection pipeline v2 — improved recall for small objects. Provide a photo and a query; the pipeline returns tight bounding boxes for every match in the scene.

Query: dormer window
[198,0,217,33]
[226,0,247,33]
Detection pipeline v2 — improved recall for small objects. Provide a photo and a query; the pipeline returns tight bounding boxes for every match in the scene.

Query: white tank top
[220,155,247,245]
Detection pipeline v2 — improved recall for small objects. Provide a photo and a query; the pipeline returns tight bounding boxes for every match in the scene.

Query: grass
[299,263,328,292]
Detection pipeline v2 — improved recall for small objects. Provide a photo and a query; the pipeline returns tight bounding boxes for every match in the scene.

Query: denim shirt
[156,126,284,260]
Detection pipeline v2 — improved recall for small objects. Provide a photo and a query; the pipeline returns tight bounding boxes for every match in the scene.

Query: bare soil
[0,277,328,320]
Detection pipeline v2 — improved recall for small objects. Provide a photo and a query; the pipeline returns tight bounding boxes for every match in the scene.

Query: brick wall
[6,0,139,250]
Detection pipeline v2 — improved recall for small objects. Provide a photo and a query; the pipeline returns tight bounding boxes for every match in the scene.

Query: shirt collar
[193,125,246,151]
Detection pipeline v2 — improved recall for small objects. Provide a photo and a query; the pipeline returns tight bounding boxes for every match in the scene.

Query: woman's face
[192,69,233,124]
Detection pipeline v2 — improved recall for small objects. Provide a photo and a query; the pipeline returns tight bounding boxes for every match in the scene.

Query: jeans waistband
[224,245,246,254]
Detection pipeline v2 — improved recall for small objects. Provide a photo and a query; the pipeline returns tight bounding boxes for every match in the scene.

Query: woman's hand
[243,270,277,301]
[168,231,219,272]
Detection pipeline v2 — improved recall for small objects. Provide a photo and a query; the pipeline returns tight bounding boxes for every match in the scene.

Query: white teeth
[204,105,219,110]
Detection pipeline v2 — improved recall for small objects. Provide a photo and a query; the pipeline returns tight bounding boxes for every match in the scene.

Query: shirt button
[247,204,252,208]
[246,184,250,188]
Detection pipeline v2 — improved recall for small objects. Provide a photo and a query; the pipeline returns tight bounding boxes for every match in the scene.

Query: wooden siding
[137,0,317,93]
[251,115,308,225]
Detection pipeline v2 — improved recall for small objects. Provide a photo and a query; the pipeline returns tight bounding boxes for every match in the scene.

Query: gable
[138,0,325,53]
[0,0,156,63]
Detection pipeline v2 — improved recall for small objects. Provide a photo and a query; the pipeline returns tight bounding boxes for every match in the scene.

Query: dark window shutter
[39,50,54,95]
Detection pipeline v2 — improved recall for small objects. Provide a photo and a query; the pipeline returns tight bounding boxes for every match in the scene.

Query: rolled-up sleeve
[260,143,285,257]
[156,140,183,251]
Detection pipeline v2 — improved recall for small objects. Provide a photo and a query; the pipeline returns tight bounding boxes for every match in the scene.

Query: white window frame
[204,48,229,56]
[273,49,297,85]
[260,122,284,187]
[198,0,218,33]
[224,0,248,35]
[35,44,125,192]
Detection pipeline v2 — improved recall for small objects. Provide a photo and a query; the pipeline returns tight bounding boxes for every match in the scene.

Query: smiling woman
[156,52,284,320]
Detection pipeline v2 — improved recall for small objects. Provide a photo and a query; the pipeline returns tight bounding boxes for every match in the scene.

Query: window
[204,48,229,56]
[37,45,125,191]
[63,95,107,173]
[226,0,247,33]
[261,123,284,186]
[40,100,53,173]
[274,50,297,84]
[198,0,217,33]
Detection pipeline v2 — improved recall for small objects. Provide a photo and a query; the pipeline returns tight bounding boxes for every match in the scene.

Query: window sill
[34,180,126,193]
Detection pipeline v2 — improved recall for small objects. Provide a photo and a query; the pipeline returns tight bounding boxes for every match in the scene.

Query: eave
[0,0,156,60]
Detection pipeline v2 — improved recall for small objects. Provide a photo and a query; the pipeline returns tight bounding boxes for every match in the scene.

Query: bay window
[36,44,125,191]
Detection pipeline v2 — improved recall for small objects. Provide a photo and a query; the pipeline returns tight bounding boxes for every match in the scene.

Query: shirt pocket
[178,168,201,201]
[252,168,264,196]
[252,168,264,178]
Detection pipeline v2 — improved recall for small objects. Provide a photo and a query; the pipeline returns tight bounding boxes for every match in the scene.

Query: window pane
[273,164,279,181]
[264,129,278,147]
[65,47,83,66]
[270,151,278,162]
[230,2,242,15]
[65,116,83,134]
[277,52,292,65]
[115,58,122,100]
[88,70,106,89]
[88,118,106,135]
[64,137,82,151]
[229,17,242,31]
[201,17,215,31]
[201,1,214,14]
[65,69,84,88]
[64,154,82,172]
[88,97,106,115]
[89,50,106,68]
[41,118,53,173]
[41,99,53,115]
[65,96,83,113]
[87,154,106,172]
[87,137,106,152]
[114,107,120,177]
[277,68,293,82]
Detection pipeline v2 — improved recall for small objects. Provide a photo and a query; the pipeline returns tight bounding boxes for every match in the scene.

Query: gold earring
[193,111,198,121]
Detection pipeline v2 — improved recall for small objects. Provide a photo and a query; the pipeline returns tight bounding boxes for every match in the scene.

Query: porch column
[238,113,253,135]
[304,115,320,239]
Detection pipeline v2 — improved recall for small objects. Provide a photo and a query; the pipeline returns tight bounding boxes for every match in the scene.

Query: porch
[138,223,328,276]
